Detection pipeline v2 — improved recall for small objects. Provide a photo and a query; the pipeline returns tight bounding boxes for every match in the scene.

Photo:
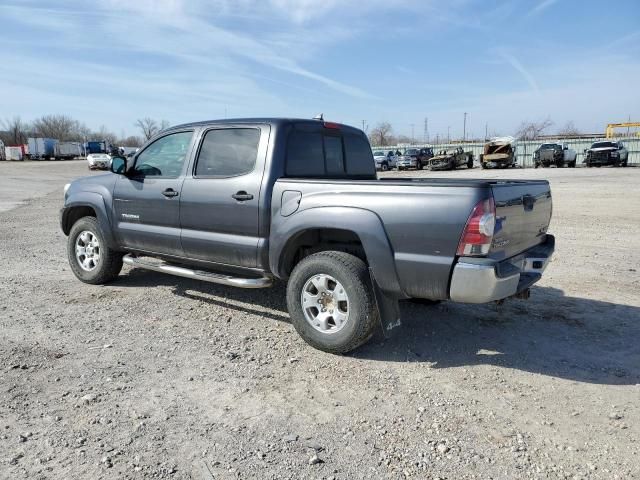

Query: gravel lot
[1,160,639,479]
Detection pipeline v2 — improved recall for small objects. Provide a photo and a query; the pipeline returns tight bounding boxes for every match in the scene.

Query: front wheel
[67,216,123,284]
[381,162,389,171]
[286,251,377,354]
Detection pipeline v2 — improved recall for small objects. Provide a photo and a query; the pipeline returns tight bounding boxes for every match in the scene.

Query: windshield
[591,142,617,149]
[373,151,384,156]
[539,144,560,150]
[405,149,418,155]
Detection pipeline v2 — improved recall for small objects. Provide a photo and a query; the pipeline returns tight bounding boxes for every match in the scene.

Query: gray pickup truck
[61,118,554,353]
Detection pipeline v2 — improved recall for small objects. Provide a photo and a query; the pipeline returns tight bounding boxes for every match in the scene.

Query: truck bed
[272,177,552,301]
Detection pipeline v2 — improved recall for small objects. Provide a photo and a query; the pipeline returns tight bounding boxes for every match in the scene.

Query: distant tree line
[0,114,171,147]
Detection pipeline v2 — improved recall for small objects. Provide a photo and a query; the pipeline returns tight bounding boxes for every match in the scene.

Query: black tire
[67,216,123,285]
[569,161,576,168]
[481,163,487,169]
[467,159,473,169]
[381,162,389,171]
[286,251,377,354]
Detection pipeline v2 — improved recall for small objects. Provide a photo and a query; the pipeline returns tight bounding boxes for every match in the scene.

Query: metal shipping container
[56,141,82,159]
[28,137,58,160]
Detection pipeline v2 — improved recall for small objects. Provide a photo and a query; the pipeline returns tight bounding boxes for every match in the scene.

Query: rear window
[285,126,375,178]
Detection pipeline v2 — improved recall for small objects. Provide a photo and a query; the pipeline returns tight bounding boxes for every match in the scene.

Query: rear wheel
[381,162,389,171]
[67,216,123,284]
[467,158,473,168]
[286,251,377,354]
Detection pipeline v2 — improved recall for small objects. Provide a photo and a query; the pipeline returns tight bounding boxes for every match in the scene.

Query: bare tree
[90,125,118,146]
[396,135,413,145]
[32,114,82,141]
[135,118,169,140]
[1,116,30,144]
[557,121,581,137]
[119,135,143,147]
[369,122,394,146]
[515,117,553,140]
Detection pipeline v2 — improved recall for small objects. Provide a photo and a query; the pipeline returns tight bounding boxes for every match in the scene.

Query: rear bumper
[449,235,555,303]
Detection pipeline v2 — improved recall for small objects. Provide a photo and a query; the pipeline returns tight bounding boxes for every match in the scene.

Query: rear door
[490,181,553,260]
[179,125,270,268]
[112,129,196,256]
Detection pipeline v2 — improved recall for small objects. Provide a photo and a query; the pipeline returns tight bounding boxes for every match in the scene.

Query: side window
[344,134,375,176]
[324,135,344,175]
[286,130,324,176]
[195,128,260,177]
[133,131,193,177]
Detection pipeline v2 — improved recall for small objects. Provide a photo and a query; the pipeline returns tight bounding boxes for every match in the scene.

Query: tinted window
[134,131,193,177]
[286,130,325,176]
[592,142,617,149]
[324,136,344,174]
[286,128,374,178]
[195,128,260,177]
[344,134,375,176]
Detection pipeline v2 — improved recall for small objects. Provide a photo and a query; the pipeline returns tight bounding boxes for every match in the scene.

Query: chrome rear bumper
[449,235,554,303]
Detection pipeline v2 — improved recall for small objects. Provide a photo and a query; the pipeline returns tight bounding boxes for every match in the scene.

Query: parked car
[373,150,393,171]
[28,137,58,160]
[534,143,577,168]
[584,141,629,167]
[395,148,426,170]
[61,117,554,353]
[87,153,111,170]
[400,147,434,169]
[429,147,474,171]
[480,137,516,169]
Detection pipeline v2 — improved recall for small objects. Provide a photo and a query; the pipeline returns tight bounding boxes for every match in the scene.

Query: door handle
[162,188,179,198]
[232,191,254,201]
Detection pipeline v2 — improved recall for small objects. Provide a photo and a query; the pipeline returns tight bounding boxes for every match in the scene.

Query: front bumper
[449,235,555,303]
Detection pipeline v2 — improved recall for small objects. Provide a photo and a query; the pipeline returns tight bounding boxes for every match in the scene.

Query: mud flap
[369,268,401,337]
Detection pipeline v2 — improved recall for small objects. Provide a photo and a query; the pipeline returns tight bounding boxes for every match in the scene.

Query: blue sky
[0,0,638,139]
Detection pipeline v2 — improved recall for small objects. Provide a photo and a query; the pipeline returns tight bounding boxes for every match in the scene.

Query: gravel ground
[1,160,639,479]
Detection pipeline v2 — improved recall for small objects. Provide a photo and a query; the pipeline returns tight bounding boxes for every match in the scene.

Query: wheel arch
[270,206,405,297]
[61,192,116,248]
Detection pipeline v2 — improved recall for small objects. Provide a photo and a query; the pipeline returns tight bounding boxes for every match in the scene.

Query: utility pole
[362,120,367,132]
[424,117,429,144]
[447,126,451,144]
[410,124,415,145]
[463,112,468,142]
[485,122,488,141]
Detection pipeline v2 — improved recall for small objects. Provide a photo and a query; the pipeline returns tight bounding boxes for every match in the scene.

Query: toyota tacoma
[61,118,555,353]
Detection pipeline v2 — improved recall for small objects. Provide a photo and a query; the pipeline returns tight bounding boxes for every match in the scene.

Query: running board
[122,255,272,289]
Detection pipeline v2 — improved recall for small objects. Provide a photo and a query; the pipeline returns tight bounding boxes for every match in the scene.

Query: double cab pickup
[61,118,554,353]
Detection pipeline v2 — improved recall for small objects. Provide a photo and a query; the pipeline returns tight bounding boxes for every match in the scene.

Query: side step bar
[122,255,273,289]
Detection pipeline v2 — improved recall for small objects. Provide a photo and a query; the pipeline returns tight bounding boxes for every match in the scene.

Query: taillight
[323,122,340,129]
[457,197,495,256]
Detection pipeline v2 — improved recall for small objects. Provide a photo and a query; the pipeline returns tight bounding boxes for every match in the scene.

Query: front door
[179,125,268,268]
[113,130,195,256]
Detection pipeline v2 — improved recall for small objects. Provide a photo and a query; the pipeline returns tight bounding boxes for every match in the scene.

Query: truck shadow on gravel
[357,287,640,386]
[115,270,639,386]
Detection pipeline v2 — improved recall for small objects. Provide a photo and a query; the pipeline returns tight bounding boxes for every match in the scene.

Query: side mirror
[110,156,127,174]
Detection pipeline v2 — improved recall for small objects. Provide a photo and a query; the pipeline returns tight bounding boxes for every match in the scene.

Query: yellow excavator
[605,122,640,138]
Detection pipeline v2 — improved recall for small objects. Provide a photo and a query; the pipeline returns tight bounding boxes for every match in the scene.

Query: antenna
[313,113,324,121]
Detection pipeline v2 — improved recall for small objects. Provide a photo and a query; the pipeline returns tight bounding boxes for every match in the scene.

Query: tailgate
[490,181,552,260]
